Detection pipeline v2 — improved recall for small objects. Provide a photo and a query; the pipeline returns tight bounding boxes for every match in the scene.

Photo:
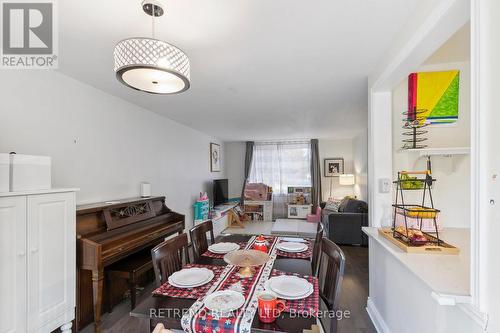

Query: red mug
[257,291,286,323]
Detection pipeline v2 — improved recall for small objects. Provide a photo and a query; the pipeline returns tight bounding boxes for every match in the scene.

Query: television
[213,179,229,206]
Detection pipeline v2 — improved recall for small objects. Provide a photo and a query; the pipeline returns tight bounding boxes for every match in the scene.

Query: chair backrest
[151,233,190,286]
[189,220,215,260]
[311,223,324,276]
[318,237,345,311]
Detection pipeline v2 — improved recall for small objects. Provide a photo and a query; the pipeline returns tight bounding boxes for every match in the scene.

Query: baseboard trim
[366,297,391,333]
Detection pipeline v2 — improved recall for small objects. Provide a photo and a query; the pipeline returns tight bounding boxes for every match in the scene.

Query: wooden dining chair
[151,233,190,287]
[317,237,346,333]
[189,220,215,260]
[311,223,324,276]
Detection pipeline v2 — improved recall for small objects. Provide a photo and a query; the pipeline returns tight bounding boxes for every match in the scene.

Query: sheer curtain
[248,141,312,218]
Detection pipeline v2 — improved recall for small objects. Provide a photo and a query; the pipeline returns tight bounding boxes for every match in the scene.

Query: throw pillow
[324,199,341,212]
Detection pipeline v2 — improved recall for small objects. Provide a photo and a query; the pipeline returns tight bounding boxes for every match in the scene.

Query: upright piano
[76,196,185,332]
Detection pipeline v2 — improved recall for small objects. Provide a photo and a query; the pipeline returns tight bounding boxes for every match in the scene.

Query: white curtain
[248,141,312,218]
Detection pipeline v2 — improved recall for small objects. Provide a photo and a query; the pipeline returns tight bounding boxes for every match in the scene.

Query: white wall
[368,0,469,228]
[392,61,470,228]
[319,139,355,201]
[0,70,224,229]
[368,92,393,227]
[224,141,246,199]
[353,131,368,201]
[369,0,469,91]
[475,0,500,330]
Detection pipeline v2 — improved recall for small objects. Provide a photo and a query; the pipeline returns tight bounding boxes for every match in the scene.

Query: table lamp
[339,174,356,198]
[339,174,355,186]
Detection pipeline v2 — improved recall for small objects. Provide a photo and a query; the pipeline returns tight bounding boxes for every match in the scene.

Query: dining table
[130,234,319,333]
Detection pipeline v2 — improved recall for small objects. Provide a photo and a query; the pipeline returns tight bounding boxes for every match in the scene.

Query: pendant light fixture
[114,0,190,94]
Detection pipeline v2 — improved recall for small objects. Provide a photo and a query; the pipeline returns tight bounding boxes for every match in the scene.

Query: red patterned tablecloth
[152,264,226,299]
[271,269,319,317]
[276,240,313,259]
[180,236,320,333]
[182,236,279,333]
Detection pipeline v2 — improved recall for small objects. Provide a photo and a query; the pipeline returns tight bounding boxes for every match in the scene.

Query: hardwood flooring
[79,244,376,333]
[337,245,377,333]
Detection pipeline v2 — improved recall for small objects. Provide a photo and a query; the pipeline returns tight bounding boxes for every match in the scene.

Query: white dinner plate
[264,278,314,300]
[208,242,240,254]
[280,237,307,243]
[267,287,313,300]
[277,242,308,253]
[204,290,245,315]
[168,268,214,287]
[168,276,213,289]
[267,276,313,297]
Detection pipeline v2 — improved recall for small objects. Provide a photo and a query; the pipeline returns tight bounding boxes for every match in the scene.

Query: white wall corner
[366,297,392,333]
[369,0,470,91]
[367,0,470,228]
[473,0,500,331]
[368,91,393,227]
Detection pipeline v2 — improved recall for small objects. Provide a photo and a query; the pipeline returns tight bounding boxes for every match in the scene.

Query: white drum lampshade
[113,1,190,95]
[114,38,190,94]
[339,174,355,186]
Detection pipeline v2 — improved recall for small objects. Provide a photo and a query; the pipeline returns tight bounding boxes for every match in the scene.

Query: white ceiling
[58,0,417,141]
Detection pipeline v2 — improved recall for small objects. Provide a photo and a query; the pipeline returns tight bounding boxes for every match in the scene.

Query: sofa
[321,197,368,246]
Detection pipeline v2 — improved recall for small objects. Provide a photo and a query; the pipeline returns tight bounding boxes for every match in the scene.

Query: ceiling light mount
[113,0,190,95]
[142,0,164,17]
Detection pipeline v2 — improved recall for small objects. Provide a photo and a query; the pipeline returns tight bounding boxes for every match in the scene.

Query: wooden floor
[80,245,376,333]
[337,246,377,333]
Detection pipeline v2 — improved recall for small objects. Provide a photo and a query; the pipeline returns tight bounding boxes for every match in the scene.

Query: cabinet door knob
[30,248,39,253]
[18,252,26,257]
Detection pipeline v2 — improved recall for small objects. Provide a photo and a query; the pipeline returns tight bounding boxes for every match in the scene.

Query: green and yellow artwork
[408,70,460,125]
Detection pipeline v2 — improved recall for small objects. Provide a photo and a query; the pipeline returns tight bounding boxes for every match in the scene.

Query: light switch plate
[379,178,391,193]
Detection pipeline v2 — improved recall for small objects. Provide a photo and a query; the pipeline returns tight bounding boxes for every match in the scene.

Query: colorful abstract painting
[408,70,460,125]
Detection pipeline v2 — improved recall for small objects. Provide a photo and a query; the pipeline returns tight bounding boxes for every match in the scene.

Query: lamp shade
[339,174,355,186]
[114,38,190,94]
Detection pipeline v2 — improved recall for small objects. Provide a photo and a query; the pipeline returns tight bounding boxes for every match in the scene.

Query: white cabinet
[195,214,228,238]
[212,215,228,237]
[0,196,27,333]
[0,190,77,333]
[243,200,273,221]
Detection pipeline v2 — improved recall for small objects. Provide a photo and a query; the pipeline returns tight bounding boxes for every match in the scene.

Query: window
[248,141,311,195]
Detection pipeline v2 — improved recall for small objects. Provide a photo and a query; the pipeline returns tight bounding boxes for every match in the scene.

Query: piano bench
[106,250,154,311]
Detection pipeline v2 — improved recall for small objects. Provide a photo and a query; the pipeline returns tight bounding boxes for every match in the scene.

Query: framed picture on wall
[324,158,344,177]
[210,143,221,172]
